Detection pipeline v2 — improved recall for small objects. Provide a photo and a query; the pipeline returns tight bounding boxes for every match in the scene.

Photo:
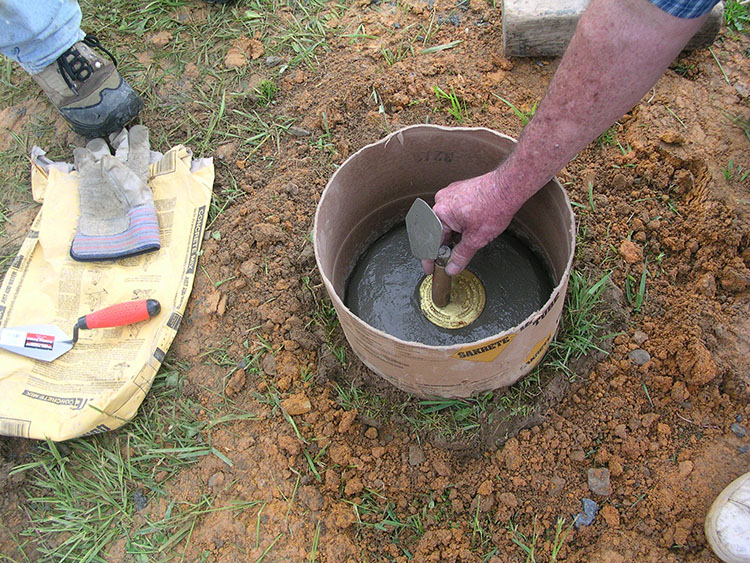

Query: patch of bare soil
[2,0,749,560]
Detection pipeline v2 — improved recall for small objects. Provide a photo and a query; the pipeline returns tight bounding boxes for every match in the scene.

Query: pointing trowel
[0,299,161,362]
[405,198,452,307]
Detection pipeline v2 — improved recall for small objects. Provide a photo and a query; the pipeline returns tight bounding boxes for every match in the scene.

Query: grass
[509,516,575,563]
[10,360,258,561]
[708,47,732,86]
[545,270,611,376]
[494,95,537,126]
[724,0,750,33]
[624,258,648,313]
[345,489,443,557]
[726,112,750,141]
[722,158,750,183]
[434,85,467,123]
[596,125,617,148]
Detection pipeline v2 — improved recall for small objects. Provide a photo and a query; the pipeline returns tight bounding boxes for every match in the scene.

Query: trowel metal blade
[0,324,73,362]
[405,198,443,260]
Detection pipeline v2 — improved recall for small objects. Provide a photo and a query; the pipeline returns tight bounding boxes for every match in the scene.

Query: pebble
[588,467,612,496]
[208,471,225,489]
[281,393,312,415]
[739,446,750,454]
[265,55,283,67]
[575,498,599,528]
[288,126,311,137]
[628,349,651,366]
[730,423,747,438]
[408,445,425,466]
[633,330,649,345]
[133,488,148,511]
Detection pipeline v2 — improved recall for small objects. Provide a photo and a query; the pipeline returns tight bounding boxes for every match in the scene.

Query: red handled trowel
[0,299,161,362]
[405,198,452,307]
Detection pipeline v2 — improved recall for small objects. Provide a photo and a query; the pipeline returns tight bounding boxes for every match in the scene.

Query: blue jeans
[0,0,84,75]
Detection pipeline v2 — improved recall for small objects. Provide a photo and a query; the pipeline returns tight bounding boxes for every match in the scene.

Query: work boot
[32,35,143,138]
[705,471,750,562]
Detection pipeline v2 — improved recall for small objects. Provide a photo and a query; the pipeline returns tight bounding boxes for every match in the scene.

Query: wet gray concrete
[345,223,554,345]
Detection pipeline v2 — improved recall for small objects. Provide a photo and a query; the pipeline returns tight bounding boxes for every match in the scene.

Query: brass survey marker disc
[419,270,486,329]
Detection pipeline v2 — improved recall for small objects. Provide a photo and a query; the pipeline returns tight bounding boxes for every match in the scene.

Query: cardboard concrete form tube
[313,125,575,399]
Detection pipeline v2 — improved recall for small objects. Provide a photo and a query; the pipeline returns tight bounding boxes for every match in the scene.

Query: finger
[439,222,454,246]
[422,258,434,275]
[110,128,130,161]
[100,155,143,205]
[85,138,111,161]
[73,147,97,172]
[445,239,478,276]
[126,125,151,182]
[128,125,149,152]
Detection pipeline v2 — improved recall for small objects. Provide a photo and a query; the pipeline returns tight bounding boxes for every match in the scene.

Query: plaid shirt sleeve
[646,0,721,18]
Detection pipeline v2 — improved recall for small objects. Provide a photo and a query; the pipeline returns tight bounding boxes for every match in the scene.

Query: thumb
[445,239,478,276]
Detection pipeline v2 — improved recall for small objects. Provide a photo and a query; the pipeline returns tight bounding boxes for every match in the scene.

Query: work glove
[70,125,160,261]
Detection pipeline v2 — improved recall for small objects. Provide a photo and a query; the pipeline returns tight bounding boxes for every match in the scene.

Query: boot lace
[57,34,118,94]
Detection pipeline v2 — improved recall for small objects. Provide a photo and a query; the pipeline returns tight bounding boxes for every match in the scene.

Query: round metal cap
[419,270,486,329]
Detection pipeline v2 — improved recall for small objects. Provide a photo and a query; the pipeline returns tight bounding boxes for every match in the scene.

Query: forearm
[493,0,709,210]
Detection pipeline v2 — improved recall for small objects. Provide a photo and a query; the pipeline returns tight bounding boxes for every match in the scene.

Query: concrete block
[502,0,724,58]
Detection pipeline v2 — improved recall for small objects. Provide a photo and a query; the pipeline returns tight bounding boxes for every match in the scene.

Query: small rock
[619,240,643,264]
[281,393,311,415]
[225,368,246,397]
[633,330,649,345]
[477,480,493,496]
[133,488,148,511]
[730,423,747,438]
[278,435,300,456]
[678,460,694,478]
[284,182,299,197]
[344,477,363,496]
[408,445,425,466]
[208,471,225,489]
[433,459,451,477]
[600,504,621,528]
[298,485,324,511]
[215,142,237,160]
[659,130,684,145]
[720,261,750,293]
[739,445,750,454]
[697,273,716,297]
[498,492,518,507]
[548,476,565,497]
[261,354,277,376]
[575,498,599,528]
[338,409,358,434]
[252,223,285,246]
[365,427,378,440]
[628,349,651,366]
[737,415,744,423]
[588,467,612,496]
[225,47,247,68]
[265,55,284,67]
[150,31,173,47]
[288,126,311,137]
[569,449,586,463]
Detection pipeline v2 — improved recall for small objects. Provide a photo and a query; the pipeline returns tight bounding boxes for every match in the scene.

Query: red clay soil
[1,0,749,560]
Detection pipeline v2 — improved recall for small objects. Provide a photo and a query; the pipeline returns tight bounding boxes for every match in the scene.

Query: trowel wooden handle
[431,246,452,307]
[77,299,161,330]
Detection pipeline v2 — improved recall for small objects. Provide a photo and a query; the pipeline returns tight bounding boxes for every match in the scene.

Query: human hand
[426,168,520,276]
